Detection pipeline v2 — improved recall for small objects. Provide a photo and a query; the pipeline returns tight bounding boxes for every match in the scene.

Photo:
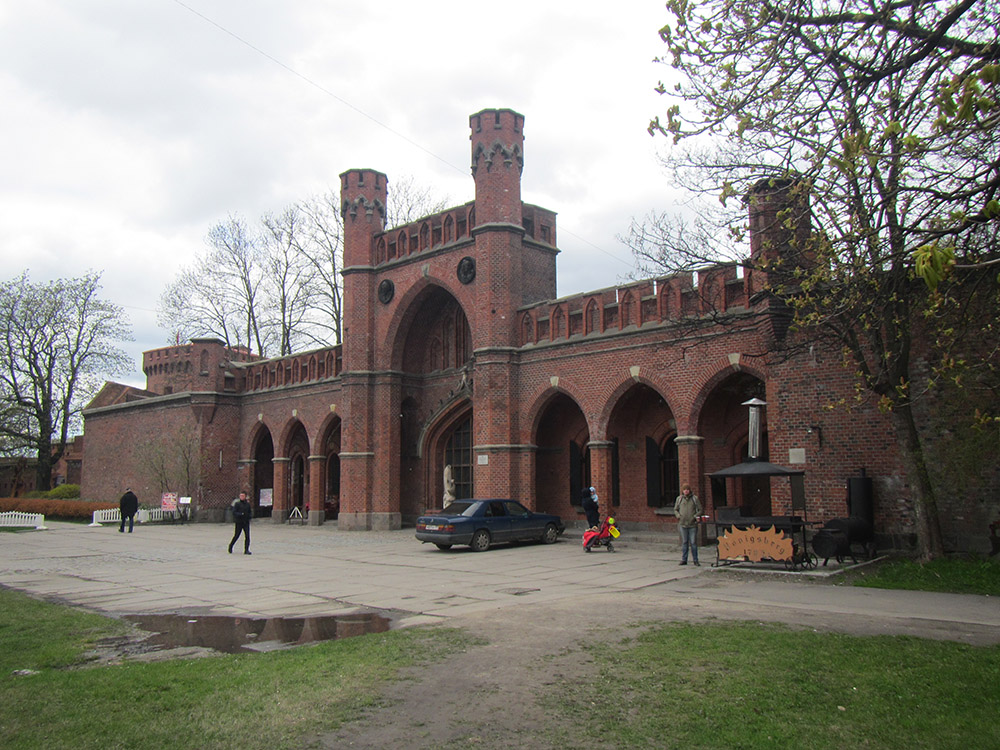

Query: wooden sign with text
[717,524,793,562]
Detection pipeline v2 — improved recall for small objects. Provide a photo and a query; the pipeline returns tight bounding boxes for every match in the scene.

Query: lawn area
[550,621,1000,750]
[0,587,458,750]
[850,556,1000,596]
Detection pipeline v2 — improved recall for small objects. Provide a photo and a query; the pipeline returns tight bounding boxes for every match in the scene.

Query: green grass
[548,621,1000,750]
[0,588,460,750]
[850,556,1000,596]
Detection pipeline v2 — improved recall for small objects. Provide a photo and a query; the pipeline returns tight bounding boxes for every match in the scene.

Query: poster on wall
[259,488,273,507]
[161,492,178,511]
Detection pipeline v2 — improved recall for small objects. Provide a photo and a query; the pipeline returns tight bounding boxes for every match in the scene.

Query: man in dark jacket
[228,491,252,555]
[582,486,600,528]
[119,488,139,533]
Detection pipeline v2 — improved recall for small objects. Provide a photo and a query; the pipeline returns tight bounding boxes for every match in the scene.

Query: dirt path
[314,577,1000,749]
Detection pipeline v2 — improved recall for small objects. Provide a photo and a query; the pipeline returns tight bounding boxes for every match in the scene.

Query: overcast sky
[0,1,683,387]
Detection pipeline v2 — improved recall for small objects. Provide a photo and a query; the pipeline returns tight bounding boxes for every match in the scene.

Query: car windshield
[442,502,477,517]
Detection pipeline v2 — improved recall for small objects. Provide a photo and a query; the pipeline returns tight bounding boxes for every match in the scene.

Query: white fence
[89,508,179,527]
[0,511,47,530]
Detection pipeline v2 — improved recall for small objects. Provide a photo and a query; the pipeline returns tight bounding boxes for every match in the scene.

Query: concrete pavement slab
[1,521,997,645]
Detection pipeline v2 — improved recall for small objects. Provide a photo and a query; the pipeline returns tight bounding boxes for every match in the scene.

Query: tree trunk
[34,448,53,492]
[889,402,945,559]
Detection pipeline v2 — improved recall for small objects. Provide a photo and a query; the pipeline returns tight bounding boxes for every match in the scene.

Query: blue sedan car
[415,499,565,551]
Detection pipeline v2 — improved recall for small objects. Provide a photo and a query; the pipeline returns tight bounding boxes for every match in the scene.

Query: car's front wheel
[541,523,559,544]
[469,529,491,552]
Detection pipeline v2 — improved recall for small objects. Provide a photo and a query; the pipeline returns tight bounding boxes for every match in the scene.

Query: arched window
[445,417,473,501]
[586,300,600,335]
[620,292,635,329]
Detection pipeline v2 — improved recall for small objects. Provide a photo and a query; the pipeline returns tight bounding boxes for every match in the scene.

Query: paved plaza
[1,520,998,644]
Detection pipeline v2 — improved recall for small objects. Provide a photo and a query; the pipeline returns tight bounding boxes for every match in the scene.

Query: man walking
[228,491,252,555]
[119,487,139,533]
[674,484,702,566]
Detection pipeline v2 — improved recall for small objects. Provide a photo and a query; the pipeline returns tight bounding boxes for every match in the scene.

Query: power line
[169,0,635,270]
[170,0,466,176]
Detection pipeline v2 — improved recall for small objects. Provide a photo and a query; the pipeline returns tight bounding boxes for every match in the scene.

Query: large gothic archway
[392,284,474,521]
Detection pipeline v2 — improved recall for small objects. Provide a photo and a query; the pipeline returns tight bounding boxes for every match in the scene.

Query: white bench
[89,508,179,526]
[0,511,47,530]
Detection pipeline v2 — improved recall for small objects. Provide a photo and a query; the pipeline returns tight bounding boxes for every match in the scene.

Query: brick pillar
[236,459,254,497]
[307,455,325,526]
[272,457,290,523]
[339,373,375,529]
[370,373,402,529]
[588,440,616,517]
[675,435,705,503]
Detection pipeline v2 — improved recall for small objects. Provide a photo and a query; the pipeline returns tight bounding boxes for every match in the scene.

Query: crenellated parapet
[240,346,342,392]
[143,338,260,395]
[517,265,750,346]
[370,201,557,266]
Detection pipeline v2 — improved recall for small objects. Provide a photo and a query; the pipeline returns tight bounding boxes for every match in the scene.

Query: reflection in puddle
[123,612,391,654]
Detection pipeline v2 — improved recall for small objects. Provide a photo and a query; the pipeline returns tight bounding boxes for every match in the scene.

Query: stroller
[583,516,620,552]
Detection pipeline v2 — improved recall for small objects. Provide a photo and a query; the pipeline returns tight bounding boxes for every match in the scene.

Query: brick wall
[78,108,996,552]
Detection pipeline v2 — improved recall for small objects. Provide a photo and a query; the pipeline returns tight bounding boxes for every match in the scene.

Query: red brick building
[80,108,998,553]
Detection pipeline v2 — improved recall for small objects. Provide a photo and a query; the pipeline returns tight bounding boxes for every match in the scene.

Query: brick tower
[338,168,388,528]
[468,108,531,501]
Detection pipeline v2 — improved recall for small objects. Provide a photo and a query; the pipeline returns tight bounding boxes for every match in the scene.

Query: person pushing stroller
[583,515,620,552]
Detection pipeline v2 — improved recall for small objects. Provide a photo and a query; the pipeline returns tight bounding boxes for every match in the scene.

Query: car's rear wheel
[435,543,452,550]
[541,523,559,544]
[469,529,491,552]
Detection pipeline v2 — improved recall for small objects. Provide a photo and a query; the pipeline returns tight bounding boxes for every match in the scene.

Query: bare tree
[260,206,322,356]
[0,272,132,490]
[296,178,448,347]
[135,423,200,497]
[298,190,347,346]
[159,215,273,355]
[385,174,449,227]
[160,179,448,354]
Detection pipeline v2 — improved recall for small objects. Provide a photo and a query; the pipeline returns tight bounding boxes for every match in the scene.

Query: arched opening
[607,383,675,517]
[533,392,588,517]
[285,422,310,515]
[325,421,341,519]
[252,429,274,517]
[697,372,767,515]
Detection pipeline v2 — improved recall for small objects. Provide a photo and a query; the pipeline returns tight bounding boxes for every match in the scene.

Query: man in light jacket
[674,484,702,566]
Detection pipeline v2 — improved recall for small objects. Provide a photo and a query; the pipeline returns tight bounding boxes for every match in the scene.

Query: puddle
[122,612,391,654]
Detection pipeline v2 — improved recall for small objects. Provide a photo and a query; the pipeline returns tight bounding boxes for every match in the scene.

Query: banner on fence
[161,492,178,511]
[260,488,273,508]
